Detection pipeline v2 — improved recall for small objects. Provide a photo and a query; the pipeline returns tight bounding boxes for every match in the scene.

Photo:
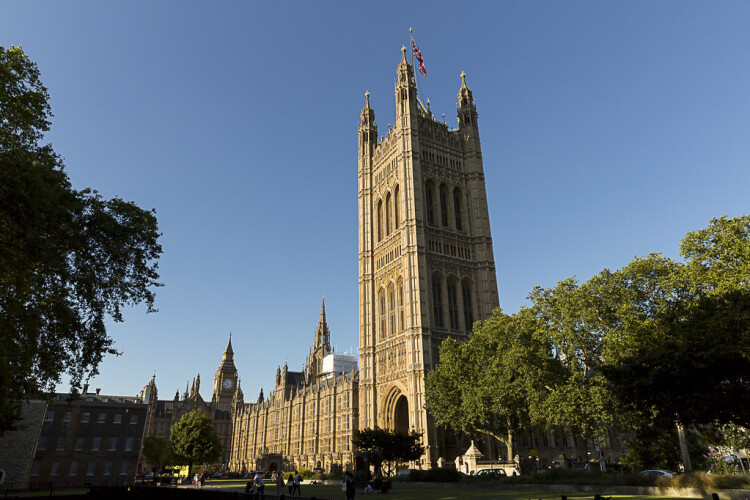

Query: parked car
[396,468,411,476]
[639,469,674,478]
[476,469,507,479]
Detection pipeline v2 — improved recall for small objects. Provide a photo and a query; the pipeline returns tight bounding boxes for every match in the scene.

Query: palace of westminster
[139,47,627,474]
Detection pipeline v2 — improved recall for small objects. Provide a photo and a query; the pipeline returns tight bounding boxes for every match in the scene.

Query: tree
[425,308,561,460]
[170,409,221,477]
[352,427,425,477]
[142,436,173,475]
[0,45,162,434]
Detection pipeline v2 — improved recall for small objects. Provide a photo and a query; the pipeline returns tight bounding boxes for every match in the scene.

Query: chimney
[83,379,89,394]
[95,388,101,395]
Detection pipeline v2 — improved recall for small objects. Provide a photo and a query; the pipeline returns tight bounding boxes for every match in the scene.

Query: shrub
[669,471,750,490]
[298,469,315,479]
[409,468,463,482]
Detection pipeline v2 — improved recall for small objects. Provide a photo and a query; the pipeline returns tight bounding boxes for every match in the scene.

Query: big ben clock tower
[213,334,238,407]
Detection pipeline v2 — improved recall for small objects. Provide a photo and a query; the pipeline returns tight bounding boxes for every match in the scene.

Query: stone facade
[140,337,238,465]
[229,300,359,473]
[225,48,627,473]
[357,47,500,466]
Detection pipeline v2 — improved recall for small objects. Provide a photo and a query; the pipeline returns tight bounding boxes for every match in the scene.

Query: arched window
[462,280,474,332]
[385,192,392,236]
[439,185,449,227]
[379,289,386,340]
[394,185,400,229]
[377,199,383,242]
[397,279,404,331]
[388,284,395,336]
[447,277,459,330]
[425,181,435,225]
[432,274,444,329]
[453,188,463,231]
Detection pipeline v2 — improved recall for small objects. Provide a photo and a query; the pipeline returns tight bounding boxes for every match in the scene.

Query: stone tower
[213,334,239,407]
[357,47,499,466]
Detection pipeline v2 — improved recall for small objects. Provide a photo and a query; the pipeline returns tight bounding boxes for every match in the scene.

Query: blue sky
[3,2,749,402]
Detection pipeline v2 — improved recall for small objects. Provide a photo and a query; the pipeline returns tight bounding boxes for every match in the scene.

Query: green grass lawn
[205,480,701,500]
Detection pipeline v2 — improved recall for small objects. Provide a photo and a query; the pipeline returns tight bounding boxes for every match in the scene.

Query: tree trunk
[676,421,693,473]
[506,428,514,462]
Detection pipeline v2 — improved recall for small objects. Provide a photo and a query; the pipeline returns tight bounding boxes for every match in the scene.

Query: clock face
[222,379,233,390]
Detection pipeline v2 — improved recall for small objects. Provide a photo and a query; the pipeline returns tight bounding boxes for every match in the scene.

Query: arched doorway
[394,395,409,434]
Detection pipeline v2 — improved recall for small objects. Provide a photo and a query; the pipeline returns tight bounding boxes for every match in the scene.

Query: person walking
[287,472,295,495]
[343,470,355,500]
[276,471,284,494]
[253,472,265,494]
[293,470,302,496]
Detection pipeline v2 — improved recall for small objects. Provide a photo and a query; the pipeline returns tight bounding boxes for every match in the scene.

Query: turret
[359,91,377,159]
[395,45,418,123]
[457,71,481,153]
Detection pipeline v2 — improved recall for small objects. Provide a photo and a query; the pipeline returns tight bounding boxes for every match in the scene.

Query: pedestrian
[276,471,284,494]
[287,473,295,495]
[193,473,200,487]
[253,472,265,494]
[343,470,355,500]
[293,470,302,495]
[200,471,206,487]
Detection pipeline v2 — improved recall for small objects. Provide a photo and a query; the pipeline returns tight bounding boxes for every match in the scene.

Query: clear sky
[3,2,749,402]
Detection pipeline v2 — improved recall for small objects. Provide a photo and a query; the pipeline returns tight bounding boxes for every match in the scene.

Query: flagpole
[409,27,427,114]
[409,27,416,74]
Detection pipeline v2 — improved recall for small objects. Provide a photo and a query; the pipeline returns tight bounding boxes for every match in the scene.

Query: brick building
[26,390,148,488]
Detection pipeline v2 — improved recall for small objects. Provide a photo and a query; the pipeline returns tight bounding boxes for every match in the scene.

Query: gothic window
[394,185,400,229]
[462,280,474,331]
[425,181,435,225]
[379,289,386,340]
[377,200,383,242]
[398,278,404,331]
[453,188,463,231]
[432,274,444,329]
[385,192,391,236]
[447,277,459,330]
[388,284,396,336]
[439,185,449,227]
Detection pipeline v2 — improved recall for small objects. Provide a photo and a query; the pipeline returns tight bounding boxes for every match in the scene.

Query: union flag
[411,38,426,77]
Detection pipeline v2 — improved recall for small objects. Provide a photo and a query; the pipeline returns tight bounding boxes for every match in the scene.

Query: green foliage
[142,436,173,473]
[170,409,221,475]
[616,421,687,471]
[426,215,750,470]
[0,45,163,435]
[298,469,315,479]
[353,427,426,476]
[702,448,742,475]
[425,308,559,458]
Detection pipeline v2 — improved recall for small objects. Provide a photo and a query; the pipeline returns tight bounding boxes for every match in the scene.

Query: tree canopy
[0,45,162,434]
[170,409,221,476]
[353,426,425,477]
[142,435,173,474]
[425,215,750,469]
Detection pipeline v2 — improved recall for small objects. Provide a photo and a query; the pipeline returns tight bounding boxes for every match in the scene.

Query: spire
[314,296,331,351]
[319,296,327,327]
[223,332,234,361]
